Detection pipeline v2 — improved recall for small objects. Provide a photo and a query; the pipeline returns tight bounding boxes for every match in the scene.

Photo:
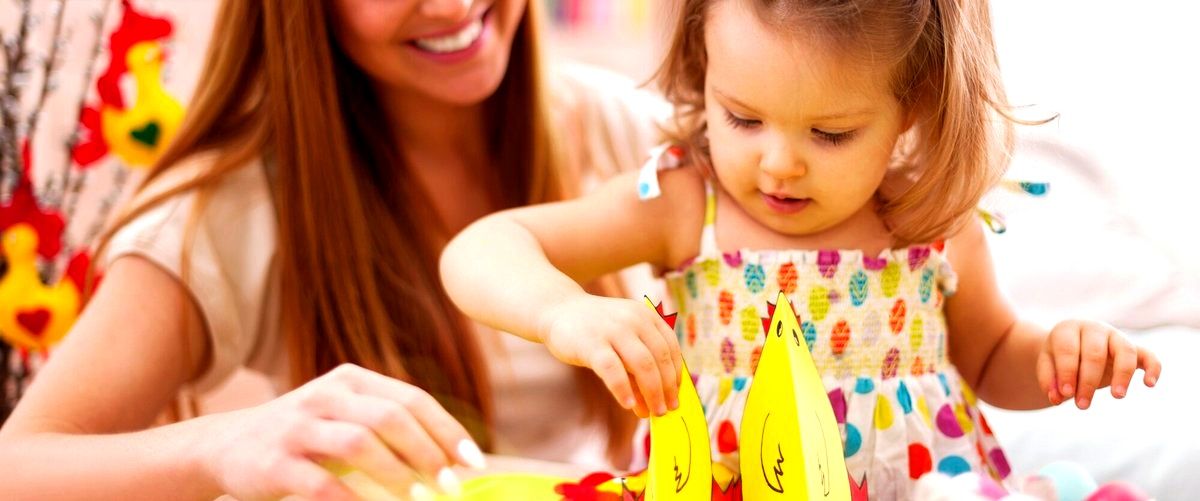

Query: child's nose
[759,139,807,179]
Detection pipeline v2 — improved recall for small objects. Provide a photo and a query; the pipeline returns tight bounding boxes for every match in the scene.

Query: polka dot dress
[633,147,1013,499]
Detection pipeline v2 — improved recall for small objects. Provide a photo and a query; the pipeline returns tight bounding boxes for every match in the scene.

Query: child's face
[330,0,527,107]
[703,1,912,237]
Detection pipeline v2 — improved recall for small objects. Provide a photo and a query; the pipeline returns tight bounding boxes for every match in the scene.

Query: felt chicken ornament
[0,224,83,352]
[73,0,180,169]
[0,145,88,353]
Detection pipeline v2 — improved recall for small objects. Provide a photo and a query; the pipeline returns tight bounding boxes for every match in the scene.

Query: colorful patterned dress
[633,146,1013,500]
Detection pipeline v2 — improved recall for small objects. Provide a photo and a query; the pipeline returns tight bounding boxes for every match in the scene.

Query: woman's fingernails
[410,483,436,501]
[1114,385,1127,398]
[1061,383,1074,397]
[457,439,487,470]
[437,467,462,497]
[1148,376,1158,386]
[1077,397,1091,410]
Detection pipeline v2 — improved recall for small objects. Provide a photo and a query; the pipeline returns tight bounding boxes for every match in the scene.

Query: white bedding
[981,327,1199,500]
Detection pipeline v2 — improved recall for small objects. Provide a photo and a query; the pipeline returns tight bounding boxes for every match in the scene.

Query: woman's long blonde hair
[93,0,577,446]
[658,0,1034,244]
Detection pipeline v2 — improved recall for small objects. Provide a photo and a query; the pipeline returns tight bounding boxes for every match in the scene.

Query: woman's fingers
[272,455,358,501]
[295,418,419,498]
[335,366,481,471]
[323,393,455,482]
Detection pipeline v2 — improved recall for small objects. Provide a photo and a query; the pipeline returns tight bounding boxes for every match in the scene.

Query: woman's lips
[407,7,492,63]
[761,193,812,214]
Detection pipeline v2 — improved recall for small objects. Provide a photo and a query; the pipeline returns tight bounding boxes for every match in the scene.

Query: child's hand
[538,295,683,418]
[1036,320,1162,409]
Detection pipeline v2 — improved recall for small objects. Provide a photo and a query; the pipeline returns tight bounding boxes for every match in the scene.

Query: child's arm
[943,222,1162,410]
[0,257,480,500]
[441,168,704,417]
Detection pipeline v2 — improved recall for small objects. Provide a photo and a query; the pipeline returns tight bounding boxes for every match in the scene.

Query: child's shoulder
[634,145,707,204]
[626,147,708,268]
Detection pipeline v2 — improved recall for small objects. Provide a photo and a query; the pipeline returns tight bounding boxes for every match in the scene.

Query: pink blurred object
[1085,482,1151,501]
[1020,475,1059,500]
[977,474,1009,500]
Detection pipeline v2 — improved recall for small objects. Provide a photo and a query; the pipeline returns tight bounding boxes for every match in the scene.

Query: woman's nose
[420,0,472,20]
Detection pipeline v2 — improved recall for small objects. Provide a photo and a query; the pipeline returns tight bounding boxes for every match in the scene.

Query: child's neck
[716,189,894,254]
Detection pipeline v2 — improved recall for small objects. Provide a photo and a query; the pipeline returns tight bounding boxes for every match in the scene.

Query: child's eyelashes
[722,108,857,146]
[724,110,762,130]
[813,128,856,146]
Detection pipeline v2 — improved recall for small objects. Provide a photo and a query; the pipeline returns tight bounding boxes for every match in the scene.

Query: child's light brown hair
[657,0,1035,245]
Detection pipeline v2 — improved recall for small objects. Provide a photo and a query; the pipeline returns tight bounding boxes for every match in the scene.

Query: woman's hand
[198,364,486,501]
[538,295,682,418]
[1036,320,1162,409]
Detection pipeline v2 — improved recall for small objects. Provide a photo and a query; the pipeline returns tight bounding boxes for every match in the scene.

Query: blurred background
[2,0,1197,498]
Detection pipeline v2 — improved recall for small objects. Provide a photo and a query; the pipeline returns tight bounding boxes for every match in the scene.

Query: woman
[0,0,665,499]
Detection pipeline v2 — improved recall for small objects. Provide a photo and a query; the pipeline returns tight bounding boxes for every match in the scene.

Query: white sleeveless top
[103,63,670,468]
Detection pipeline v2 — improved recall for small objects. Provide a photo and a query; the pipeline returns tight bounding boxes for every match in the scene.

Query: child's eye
[724,110,762,130]
[813,128,856,146]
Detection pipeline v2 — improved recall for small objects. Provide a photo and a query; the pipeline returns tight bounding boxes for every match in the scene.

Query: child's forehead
[704,2,895,116]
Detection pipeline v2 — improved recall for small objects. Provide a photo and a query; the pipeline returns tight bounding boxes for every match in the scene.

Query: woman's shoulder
[104,152,280,392]
[550,62,670,118]
[549,62,672,178]
[106,152,277,272]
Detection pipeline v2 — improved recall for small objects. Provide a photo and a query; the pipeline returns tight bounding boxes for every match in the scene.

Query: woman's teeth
[414,18,483,53]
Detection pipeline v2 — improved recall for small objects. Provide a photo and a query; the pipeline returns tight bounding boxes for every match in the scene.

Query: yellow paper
[340,470,574,500]
[739,292,849,500]
[437,473,574,500]
[644,297,713,501]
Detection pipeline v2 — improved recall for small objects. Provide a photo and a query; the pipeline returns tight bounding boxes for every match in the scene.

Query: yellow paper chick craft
[643,297,713,501]
[739,292,849,500]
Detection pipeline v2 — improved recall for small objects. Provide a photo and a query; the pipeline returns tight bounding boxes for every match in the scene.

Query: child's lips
[761,192,811,214]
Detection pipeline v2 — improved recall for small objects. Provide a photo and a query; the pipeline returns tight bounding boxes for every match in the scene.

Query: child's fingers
[1048,324,1081,399]
[1108,335,1138,399]
[613,335,669,416]
[1138,347,1162,387]
[630,379,649,419]
[274,455,358,501]
[1035,351,1061,405]
[1074,324,1110,409]
[637,321,680,412]
[589,349,638,411]
[650,315,682,406]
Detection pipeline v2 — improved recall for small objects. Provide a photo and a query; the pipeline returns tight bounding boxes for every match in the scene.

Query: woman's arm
[0,256,222,499]
[441,168,704,416]
[0,257,483,500]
